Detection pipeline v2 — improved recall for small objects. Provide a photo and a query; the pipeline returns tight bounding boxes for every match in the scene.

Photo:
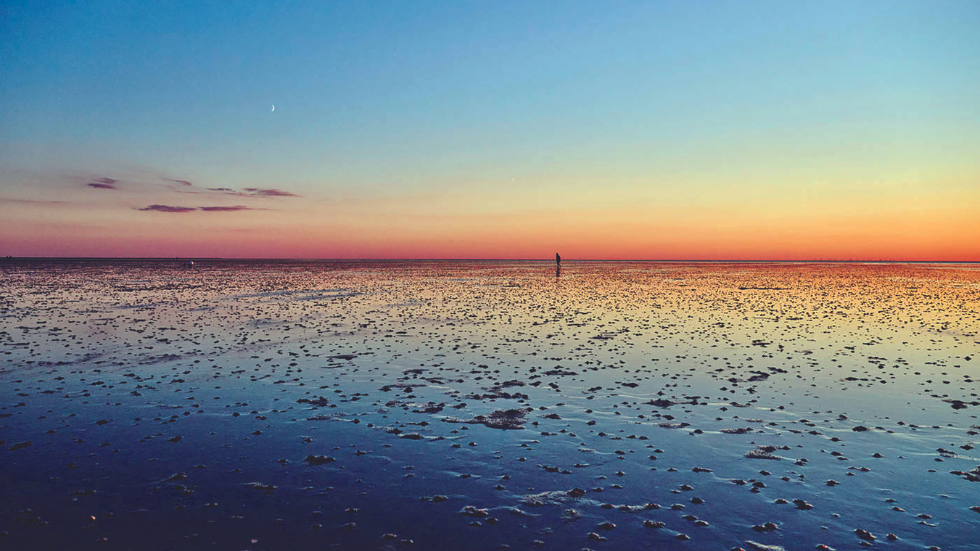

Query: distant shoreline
[3,257,978,264]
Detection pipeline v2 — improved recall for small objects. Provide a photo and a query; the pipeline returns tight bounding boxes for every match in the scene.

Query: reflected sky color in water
[1,261,978,550]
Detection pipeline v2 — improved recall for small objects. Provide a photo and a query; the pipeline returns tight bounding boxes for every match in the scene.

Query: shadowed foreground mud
[1,260,978,550]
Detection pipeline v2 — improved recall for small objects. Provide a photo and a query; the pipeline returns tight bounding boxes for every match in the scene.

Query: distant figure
[555,252,561,277]
[185,260,194,269]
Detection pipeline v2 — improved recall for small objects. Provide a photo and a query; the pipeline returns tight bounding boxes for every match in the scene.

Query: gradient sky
[1,0,978,260]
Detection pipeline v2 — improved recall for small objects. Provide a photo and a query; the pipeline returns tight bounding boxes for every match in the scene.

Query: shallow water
[1,260,978,550]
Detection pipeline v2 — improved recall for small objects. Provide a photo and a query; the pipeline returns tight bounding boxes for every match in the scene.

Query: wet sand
[1,260,977,550]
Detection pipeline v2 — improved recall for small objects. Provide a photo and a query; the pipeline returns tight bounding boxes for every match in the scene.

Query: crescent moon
[270,104,275,112]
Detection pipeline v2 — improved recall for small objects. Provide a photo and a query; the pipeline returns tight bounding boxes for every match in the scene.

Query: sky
[1,0,978,260]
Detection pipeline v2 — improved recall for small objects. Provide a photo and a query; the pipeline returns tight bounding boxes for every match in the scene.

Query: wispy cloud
[87,177,118,190]
[137,204,265,213]
[0,198,71,206]
[199,205,264,212]
[243,187,300,197]
[198,186,301,197]
[69,170,301,200]
[138,204,196,213]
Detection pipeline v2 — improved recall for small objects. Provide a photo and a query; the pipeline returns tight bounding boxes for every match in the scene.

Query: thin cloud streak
[198,205,264,212]
[74,173,302,199]
[243,188,300,197]
[87,177,118,190]
[198,186,301,197]
[136,204,265,213]
[0,198,72,205]
[138,204,196,213]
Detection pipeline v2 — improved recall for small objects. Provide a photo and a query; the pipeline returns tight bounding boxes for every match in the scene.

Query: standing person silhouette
[555,253,561,277]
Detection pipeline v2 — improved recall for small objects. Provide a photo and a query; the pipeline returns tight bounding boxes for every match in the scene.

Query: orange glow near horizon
[2,179,977,260]
[3,2,979,261]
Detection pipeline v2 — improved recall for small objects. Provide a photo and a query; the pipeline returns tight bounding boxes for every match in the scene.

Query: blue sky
[1,1,978,258]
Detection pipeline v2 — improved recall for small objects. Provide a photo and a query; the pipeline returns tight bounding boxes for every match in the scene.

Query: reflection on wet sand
[0,260,977,550]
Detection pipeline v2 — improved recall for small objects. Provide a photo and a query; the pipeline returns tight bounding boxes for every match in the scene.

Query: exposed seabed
[1,260,977,550]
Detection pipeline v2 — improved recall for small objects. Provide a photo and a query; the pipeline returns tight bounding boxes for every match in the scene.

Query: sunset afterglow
[2,1,978,260]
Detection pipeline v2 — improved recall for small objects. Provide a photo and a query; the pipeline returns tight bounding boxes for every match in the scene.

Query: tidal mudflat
[1,260,977,551]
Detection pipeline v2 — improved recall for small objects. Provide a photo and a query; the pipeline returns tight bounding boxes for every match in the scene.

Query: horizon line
[4,256,979,264]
